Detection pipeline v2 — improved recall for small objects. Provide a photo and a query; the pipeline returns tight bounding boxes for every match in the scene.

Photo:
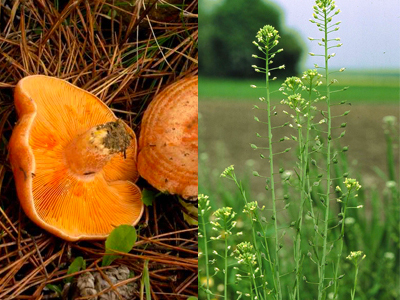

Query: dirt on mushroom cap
[138,76,198,199]
[8,75,144,241]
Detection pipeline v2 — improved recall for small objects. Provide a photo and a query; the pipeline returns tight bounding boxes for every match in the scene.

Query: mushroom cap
[8,75,144,241]
[138,76,198,199]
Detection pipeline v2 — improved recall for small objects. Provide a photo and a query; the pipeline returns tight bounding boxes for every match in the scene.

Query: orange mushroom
[138,76,198,199]
[8,75,144,241]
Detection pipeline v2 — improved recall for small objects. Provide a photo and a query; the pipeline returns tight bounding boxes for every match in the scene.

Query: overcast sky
[203,0,400,71]
[273,0,400,70]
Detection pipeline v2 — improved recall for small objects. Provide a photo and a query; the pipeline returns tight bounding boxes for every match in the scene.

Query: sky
[202,0,400,71]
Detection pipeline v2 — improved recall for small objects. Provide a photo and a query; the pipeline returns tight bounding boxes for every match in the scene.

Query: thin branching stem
[351,265,359,300]
[224,233,228,299]
[333,187,352,299]
[318,5,333,300]
[265,47,283,300]
[231,175,270,300]
[200,213,211,300]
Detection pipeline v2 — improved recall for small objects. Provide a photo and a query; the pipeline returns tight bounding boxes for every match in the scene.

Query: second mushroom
[138,76,198,200]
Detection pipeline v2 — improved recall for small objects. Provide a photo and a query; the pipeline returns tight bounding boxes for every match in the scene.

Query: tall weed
[199,1,399,299]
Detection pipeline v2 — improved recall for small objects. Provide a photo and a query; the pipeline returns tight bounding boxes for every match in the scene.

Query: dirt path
[199,100,399,190]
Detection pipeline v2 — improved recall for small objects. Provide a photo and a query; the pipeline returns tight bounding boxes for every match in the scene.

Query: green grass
[199,70,400,103]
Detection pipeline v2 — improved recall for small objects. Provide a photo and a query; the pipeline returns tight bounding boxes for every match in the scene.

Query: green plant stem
[293,115,302,300]
[333,189,352,299]
[232,175,270,300]
[250,264,261,300]
[351,265,359,300]
[249,267,255,300]
[224,234,228,299]
[318,9,332,300]
[294,109,307,300]
[265,48,282,300]
[261,223,276,296]
[200,214,211,300]
[385,131,396,181]
[143,260,151,300]
[293,83,314,300]
[305,83,319,280]
[305,85,316,226]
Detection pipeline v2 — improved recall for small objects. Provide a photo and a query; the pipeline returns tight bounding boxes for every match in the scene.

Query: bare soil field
[199,100,399,193]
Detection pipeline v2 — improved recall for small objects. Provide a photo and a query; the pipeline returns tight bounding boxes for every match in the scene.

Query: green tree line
[199,0,306,78]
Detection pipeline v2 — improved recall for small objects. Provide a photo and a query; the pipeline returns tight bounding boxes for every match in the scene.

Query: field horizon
[199,70,400,103]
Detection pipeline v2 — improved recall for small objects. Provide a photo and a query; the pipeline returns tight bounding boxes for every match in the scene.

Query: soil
[199,100,399,193]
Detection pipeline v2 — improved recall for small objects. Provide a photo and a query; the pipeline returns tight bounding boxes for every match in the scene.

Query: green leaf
[102,225,137,267]
[46,284,62,296]
[179,198,198,226]
[65,256,86,283]
[142,260,151,300]
[142,189,156,206]
[187,297,198,300]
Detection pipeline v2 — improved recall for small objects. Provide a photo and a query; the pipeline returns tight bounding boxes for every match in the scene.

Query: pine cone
[76,265,137,300]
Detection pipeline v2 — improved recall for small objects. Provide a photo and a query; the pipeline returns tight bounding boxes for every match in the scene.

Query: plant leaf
[102,225,137,267]
[46,284,62,296]
[179,198,198,226]
[142,188,156,206]
[187,297,198,300]
[142,260,151,300]
[65,256,86,283]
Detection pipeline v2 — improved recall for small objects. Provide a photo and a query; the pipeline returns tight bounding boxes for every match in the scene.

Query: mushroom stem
[64,120,132,177]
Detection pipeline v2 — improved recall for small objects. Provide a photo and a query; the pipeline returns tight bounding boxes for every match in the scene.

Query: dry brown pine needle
[0,0,198,299]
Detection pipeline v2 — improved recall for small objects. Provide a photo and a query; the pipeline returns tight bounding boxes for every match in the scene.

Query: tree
[199,0,305,78]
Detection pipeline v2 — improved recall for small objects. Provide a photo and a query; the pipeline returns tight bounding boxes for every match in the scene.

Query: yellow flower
[200,276,214,288]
